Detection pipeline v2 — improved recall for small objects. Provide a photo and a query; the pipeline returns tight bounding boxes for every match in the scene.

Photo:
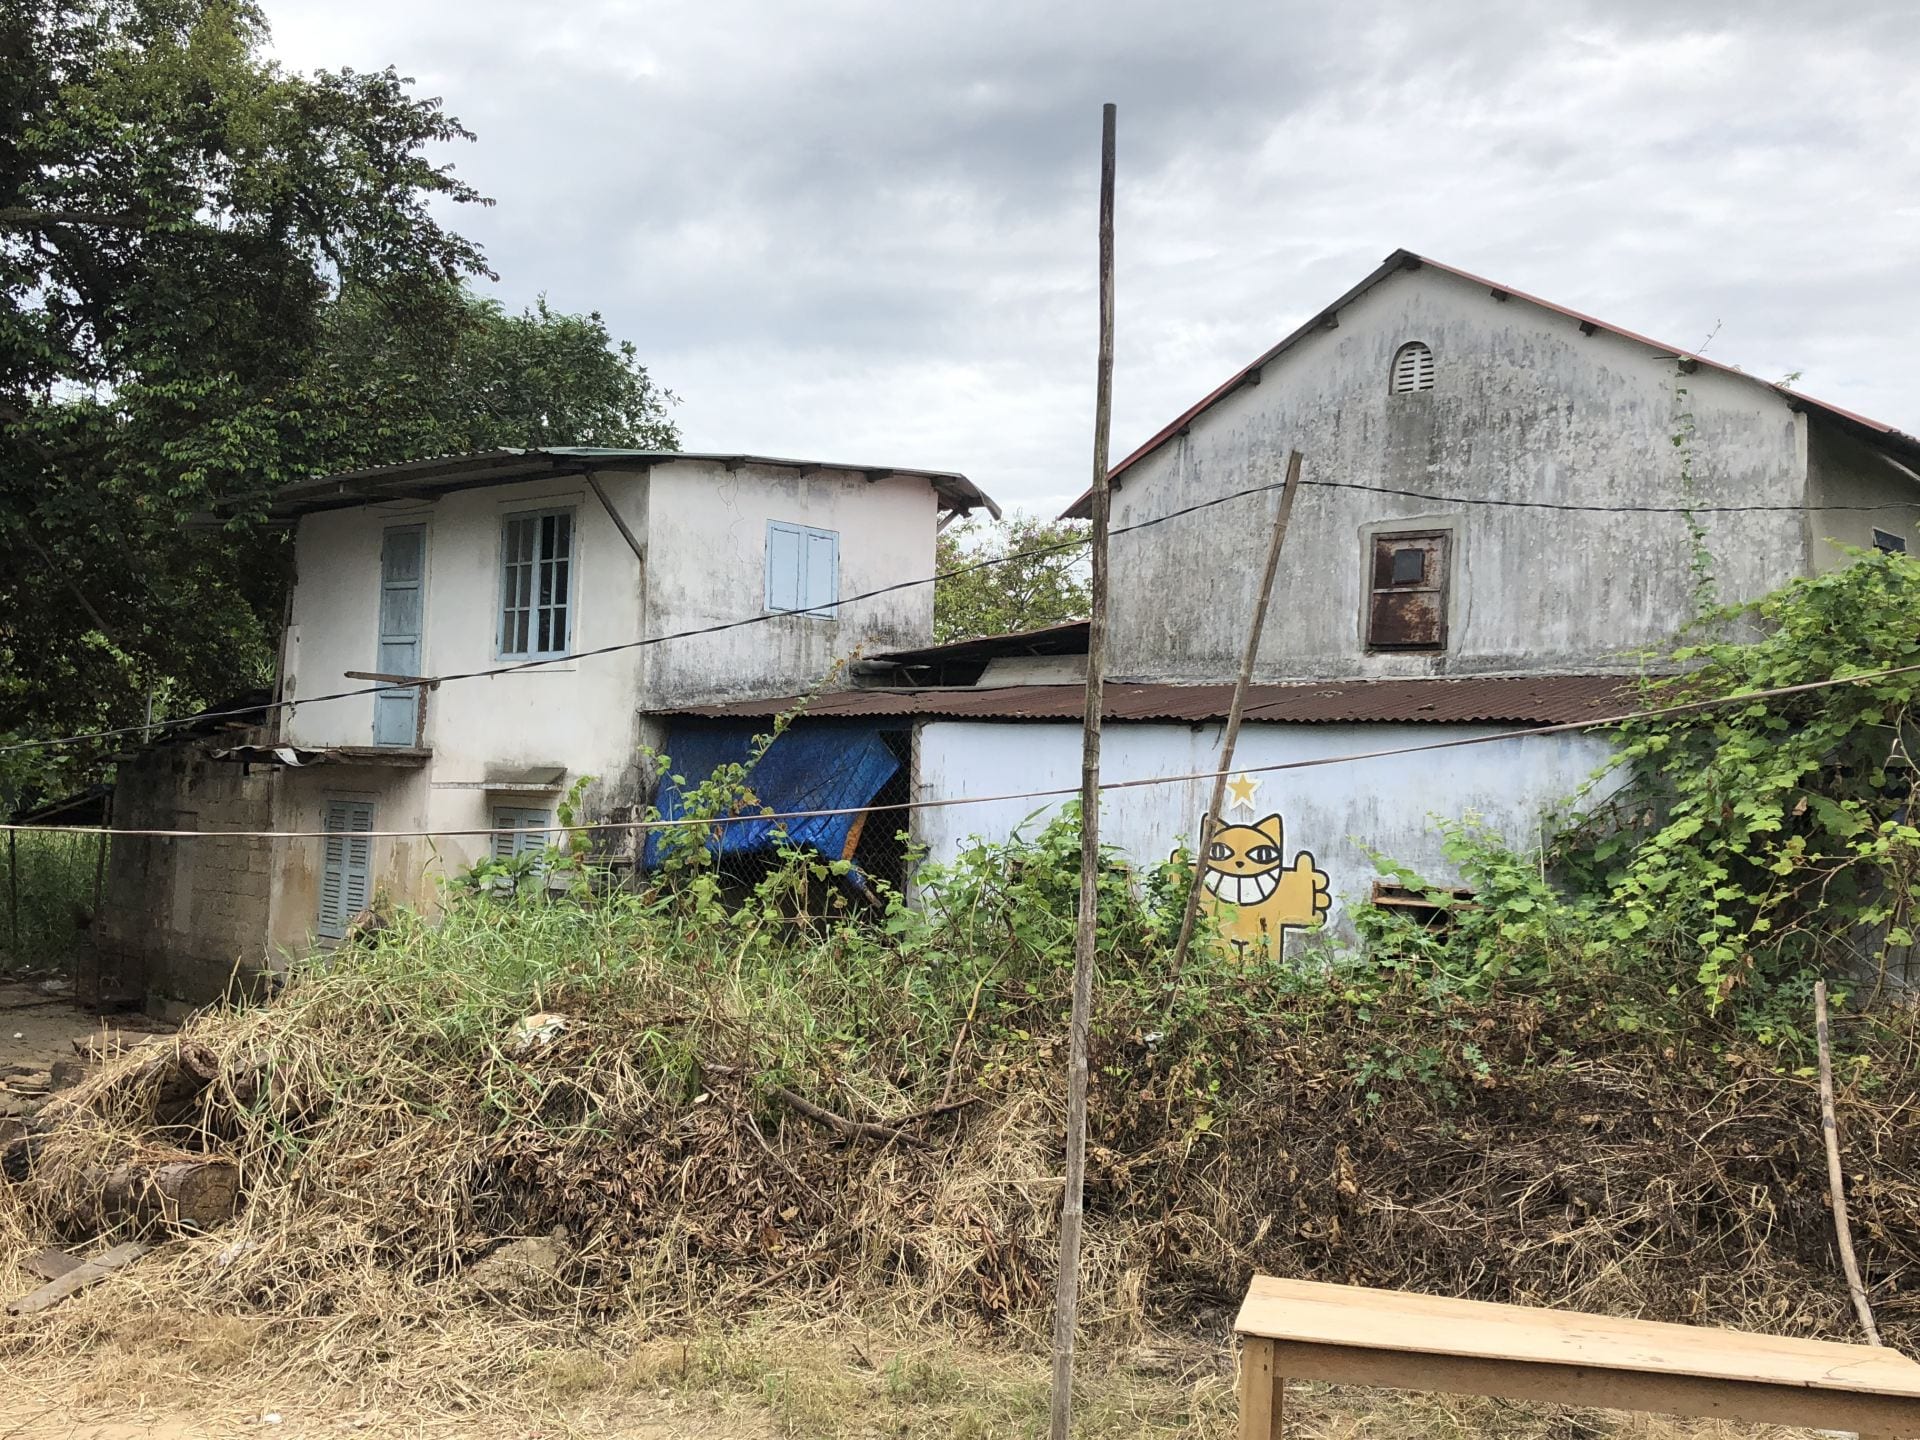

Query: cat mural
[1178,812,1331,957]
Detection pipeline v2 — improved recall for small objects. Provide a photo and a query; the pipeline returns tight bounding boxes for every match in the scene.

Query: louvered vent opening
[1390,341,1435,394]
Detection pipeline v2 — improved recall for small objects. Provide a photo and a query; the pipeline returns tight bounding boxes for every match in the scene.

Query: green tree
[1,0,488,766]
[0,1,676,804]
[934,513,1089,643]
[295,287,677,465]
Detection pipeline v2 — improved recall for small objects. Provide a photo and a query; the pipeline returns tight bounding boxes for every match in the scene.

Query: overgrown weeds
[7,813,1920,1380]
[1357,547,1920,1038]
[9,554,1920,1414]
[0,830,102,974]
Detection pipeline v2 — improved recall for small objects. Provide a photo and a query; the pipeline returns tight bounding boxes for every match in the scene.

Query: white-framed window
[318,799,375,939]
[498,509,575,657]
[766,520,839,618]
[1390,340,1435,394]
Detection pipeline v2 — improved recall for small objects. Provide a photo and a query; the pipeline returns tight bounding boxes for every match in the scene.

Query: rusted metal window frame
[1364,528,1451,652]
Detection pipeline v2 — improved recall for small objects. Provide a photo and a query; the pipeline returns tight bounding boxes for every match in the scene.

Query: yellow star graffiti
[1225,772,1261,812]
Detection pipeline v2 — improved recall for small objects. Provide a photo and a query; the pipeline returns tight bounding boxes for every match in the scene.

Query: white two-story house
[95,448,998,1008]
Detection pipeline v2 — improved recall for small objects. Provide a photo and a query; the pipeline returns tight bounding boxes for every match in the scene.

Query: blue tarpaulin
[641,721,902,870]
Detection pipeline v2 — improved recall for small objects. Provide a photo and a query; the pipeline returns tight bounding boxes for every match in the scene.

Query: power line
[1301,478,1920,516]
[5,470,1914,759]
[7,658,1914,842]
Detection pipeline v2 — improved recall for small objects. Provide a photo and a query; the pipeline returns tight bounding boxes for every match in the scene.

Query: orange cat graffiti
[1183,812,1330,957]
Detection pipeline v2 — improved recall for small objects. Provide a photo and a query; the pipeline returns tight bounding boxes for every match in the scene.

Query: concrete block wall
[96,740,277,1012]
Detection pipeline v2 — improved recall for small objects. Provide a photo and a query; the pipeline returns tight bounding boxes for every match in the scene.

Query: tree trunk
[84,1158,241,1232]
[3,1135,240,1233]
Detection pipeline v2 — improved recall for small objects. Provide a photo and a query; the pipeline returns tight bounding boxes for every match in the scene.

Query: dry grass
[6,893,1920,1433]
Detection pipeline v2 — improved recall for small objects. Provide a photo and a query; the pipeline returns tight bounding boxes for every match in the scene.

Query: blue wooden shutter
[804,528,838,616]
[493,807,552,861]
[319,800,375,938]
[374,527,425,746]
[766,522,804,611]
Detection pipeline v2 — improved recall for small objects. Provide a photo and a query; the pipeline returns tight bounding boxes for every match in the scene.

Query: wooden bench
[1236,1276,1920,1440]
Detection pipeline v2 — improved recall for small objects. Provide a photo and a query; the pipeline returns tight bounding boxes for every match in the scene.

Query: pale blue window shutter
[493,807,552,860]
[491,807,552,894]
[766,522,804,611]
[374,526,425,747]
[804,529,839,617]
[319,800,375,938]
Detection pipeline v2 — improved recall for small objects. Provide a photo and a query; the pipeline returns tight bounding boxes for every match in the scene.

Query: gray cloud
[267,1,1920,515]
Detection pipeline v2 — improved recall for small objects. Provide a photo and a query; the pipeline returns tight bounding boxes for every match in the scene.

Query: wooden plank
[23,1247,82,1282]
[1238,1337,1283,1440]
[5,1241,146,1315]
[1235,1277,1920,1398]
[1265,1338,1920,1434]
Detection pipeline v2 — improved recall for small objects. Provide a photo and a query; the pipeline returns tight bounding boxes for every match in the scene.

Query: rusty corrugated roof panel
[653,673,1641,726]
[1061,248,1920,518]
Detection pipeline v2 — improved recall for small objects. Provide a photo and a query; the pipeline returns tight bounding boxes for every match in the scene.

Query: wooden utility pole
[1814,979,1882,1345]
[1048,100,1116,1440]
[1168,450,1304,972]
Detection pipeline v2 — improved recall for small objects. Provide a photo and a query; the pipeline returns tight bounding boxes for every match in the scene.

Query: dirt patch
[0,1318,1851,1440]
[1,979,173,1120]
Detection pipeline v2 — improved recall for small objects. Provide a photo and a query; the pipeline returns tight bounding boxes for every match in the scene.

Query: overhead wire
[4,470,1914,761]
[6,657,1916,842]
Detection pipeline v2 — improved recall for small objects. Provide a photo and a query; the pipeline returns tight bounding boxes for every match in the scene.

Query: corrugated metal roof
[652,673,1639,726]
[1062,248,1920,518]
[260,448,1000,520]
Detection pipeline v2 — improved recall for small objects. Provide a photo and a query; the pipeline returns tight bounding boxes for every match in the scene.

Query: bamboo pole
[1814,979,1881,1345]
[1048,100,1116,1440]
[1167,449,1303,972]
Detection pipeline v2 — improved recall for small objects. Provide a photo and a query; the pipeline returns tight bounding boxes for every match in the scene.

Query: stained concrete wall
[1805,420,1920,572]
[1104,264,1817,681]
[911,718,1619,946]
[96,742,277,1009]
[638,460,938,705]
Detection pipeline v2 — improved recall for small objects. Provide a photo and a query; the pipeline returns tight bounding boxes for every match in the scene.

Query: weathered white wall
[640,460,937,704]
[1805,421,1920,573]
[280,468,655,883]
[911,719,1618,940]
[976,654,1088,686]
[1105,264,1814,681]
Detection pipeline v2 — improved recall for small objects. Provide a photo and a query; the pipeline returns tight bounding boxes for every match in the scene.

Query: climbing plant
[1360,549,1920,1030]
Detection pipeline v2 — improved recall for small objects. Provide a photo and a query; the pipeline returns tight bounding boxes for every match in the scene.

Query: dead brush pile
[4,825,1920,1363]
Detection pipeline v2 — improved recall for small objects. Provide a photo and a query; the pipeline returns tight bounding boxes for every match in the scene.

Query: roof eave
[256,448,1000,521]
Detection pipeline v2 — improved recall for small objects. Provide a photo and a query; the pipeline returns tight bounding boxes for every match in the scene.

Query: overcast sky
[267,2,1920,518]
